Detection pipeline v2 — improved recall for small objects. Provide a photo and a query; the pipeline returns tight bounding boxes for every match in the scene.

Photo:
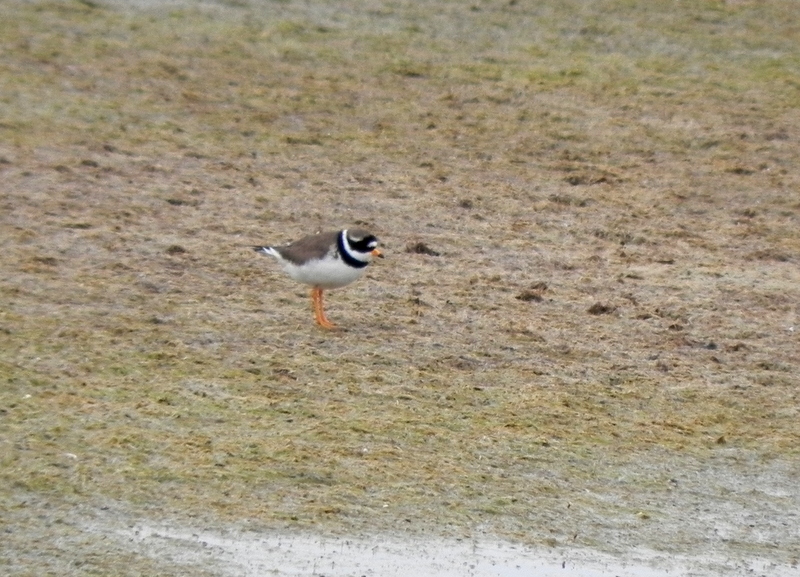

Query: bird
[253,228,383,329]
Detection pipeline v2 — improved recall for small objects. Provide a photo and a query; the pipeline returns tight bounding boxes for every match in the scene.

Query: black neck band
[337,231,369,269]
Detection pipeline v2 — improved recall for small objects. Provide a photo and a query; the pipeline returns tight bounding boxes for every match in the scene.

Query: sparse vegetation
[1,0,799,574]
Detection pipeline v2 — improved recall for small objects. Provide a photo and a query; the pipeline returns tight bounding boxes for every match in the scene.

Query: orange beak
[371,248,384,258]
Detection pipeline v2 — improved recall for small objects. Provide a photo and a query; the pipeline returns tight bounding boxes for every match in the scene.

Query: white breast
[281,257,366,289]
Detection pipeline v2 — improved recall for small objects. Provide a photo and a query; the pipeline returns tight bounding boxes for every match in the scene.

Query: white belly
[282,258,366,289]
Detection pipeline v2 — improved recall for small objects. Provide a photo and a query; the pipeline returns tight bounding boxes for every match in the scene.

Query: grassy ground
[2,0,799,574]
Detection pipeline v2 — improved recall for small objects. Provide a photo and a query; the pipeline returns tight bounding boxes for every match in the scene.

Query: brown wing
[273,230,340,265]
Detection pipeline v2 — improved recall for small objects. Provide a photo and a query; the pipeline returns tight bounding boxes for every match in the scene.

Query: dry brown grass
[1,0,799,573]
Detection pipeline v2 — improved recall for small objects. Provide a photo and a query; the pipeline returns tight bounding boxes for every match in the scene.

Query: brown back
[273,230,340,264]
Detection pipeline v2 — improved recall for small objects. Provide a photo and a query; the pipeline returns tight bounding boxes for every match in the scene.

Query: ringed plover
[253,228,383,329]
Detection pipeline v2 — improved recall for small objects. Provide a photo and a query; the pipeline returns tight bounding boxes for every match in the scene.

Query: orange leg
[311,287,336,329]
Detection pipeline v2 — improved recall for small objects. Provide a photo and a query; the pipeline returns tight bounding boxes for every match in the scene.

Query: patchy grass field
[1,0,799,574]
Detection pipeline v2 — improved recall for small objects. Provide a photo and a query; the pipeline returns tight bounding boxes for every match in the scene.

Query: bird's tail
[253,246,278,258]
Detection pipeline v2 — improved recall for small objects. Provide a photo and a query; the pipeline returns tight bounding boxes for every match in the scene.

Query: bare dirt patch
[1,0,799,574]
